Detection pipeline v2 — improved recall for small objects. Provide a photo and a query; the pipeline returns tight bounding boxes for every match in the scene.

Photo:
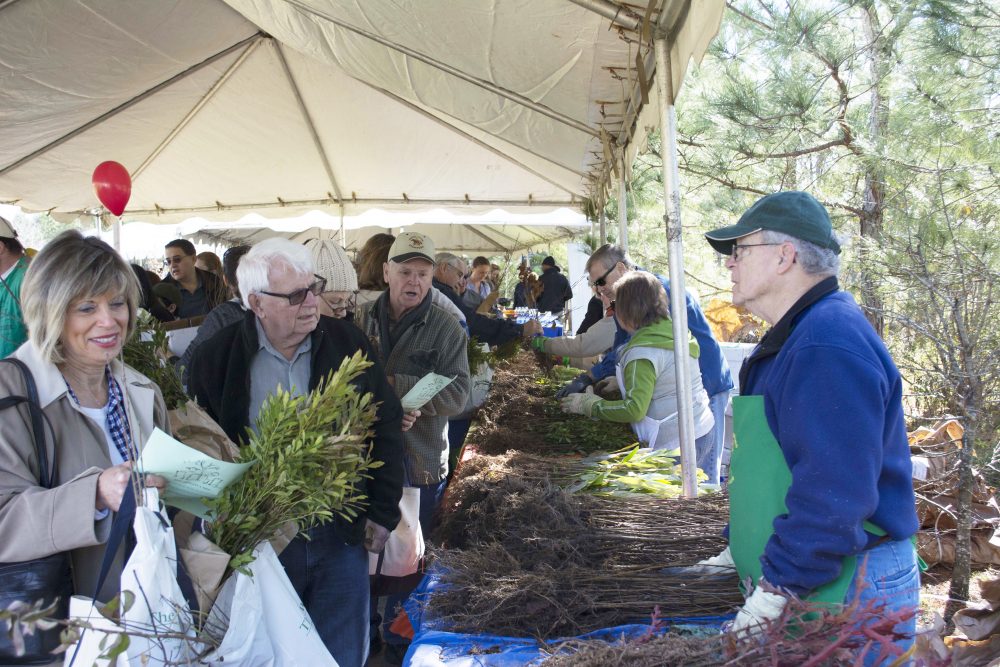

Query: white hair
[435,252,464,271]
[761,230,843,277]
[237,238,315,308]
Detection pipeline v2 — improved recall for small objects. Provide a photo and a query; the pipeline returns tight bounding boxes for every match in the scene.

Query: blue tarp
[399,564,733,666]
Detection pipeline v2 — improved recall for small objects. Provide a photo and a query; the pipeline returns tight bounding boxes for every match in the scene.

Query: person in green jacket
[0,215,28,358]
[560,271,715,459]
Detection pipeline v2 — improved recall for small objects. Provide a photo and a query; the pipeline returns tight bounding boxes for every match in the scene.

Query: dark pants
[447,418,472,477]
[383,479,448,646]
[280,522,370,667]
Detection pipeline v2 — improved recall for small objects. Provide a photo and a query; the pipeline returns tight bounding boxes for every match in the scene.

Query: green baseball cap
[704,191,840,255]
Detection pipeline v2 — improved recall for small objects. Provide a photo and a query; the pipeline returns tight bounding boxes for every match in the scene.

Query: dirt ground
[919,565,1000,627]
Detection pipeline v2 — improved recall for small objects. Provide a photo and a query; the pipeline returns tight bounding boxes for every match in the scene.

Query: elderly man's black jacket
[187,311,405,542]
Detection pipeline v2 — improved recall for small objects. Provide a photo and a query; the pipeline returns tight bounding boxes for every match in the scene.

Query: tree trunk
[945,413,975,626]
[859,2,890,337]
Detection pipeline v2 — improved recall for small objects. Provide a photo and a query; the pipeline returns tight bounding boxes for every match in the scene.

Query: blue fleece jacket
[589,273,733,396]
[744,290,918,595]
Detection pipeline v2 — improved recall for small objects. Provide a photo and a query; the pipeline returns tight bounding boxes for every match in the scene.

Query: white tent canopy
[179,207,588,255]
[0,0,723,224]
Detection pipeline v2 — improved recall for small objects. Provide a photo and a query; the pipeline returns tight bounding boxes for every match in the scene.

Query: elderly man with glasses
[161,238,226,317]
[555,244,733,486]
[690,191,919,653]
[187,238,405,667]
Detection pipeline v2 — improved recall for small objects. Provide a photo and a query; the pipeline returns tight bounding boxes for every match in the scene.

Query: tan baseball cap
[388,232,436,264]
[0,215,17,239]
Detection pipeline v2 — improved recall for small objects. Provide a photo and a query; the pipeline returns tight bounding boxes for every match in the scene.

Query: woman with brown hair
[560,271,714,460]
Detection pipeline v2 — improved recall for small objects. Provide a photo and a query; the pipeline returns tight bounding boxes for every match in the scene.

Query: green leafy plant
[122,310,187,409]
[567,445,708,497]
[467,336,490,370]
[207,351,381,572]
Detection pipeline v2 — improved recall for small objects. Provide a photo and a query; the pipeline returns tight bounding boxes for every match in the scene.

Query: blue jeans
[279,522,370,667]
[845,539,919,666]
[383,480,448,647]
[700,391,729,485]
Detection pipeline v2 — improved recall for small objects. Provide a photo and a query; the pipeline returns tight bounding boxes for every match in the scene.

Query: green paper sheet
[137,427,254,519]
[400,372,455,412]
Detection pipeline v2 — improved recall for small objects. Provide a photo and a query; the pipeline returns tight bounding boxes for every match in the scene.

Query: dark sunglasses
[590,262,616,288]
[260,275,326,305]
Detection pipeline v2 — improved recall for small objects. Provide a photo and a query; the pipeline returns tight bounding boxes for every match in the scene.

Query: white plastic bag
[65,489,197,666]
[202,541,337,666]
[369,487,424,577]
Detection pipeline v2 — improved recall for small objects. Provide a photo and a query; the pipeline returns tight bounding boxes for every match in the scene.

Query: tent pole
[654,35,697,499]
[565,0,640,30]
[274,43,344,203]
[119,197,575,218]
[112,215,121,252]
[284,0,599,138]
[339,203,346,249]
[0,34,262,176]
[132,37,264,181]
[618,151,628,255]
[598,204,607,245]
[370,85,585,192]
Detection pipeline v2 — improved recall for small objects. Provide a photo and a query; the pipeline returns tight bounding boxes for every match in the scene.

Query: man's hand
[363,519,391,554]
[726,583,787,638]
[560,387,601,417]
[554,372,592,399]
[522,320,542,338]
[401,410,421,432]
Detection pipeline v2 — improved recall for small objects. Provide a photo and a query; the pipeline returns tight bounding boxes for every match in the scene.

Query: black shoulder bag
[0,358,74,664]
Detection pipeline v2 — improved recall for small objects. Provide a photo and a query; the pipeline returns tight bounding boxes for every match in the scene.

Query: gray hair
[761,230,841,276]
[237,238,314,309]
[435,252,465,271]
[585,244,634,273]
[21,230,140,365]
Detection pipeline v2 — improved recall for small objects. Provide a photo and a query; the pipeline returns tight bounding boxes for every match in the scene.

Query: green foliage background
[600,0,999,458]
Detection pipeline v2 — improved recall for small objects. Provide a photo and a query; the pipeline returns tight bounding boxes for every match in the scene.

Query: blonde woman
[0,231,168,610]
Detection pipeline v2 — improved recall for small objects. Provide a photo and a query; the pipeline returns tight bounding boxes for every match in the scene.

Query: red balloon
[92,161,132,216]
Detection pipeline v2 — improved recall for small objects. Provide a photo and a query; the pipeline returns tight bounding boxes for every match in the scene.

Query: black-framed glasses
[731,243,783,262]
[590,262,616,288]
[260,275,326,305]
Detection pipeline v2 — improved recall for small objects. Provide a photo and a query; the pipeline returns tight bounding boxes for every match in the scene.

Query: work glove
[363,519,391,554]
[560,387,602,417]
[521,319,542,338]
[660,546,736,577]
[725,582,788,638]
[593,375,619,398]
[531,335,549,353]
[554,372,592,399]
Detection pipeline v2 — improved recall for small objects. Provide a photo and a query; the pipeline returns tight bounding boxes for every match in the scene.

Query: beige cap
[0,215,16,239]
[309,239,358,292]
[388,232,435,264]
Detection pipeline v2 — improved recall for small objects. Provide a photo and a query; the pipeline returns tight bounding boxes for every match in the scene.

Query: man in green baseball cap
[690,191,920,658]
[704,189,841,257]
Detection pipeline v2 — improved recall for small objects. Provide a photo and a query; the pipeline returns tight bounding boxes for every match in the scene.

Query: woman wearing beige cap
[308,239,359,320]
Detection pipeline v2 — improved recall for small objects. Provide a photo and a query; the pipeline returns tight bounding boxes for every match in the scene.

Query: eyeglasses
[321,291,357,312]
[731,243,783,262]
[590,262,617,288]
[260,275,326,305]
[163,254,190,266]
